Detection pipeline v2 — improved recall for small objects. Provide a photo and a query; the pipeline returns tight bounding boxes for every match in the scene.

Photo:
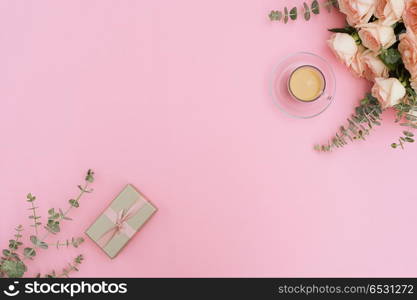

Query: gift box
[85,184,157,258]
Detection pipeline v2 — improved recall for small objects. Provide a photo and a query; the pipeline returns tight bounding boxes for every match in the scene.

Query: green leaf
[379,48,401,71]
[75,255,84,264]
[311,0,320,14]
[46,270,56,278]
[284,7,289,24]
[8,240,19,250]
[1,260,26,278]
[26,193,36,202]
[328,26,356,34]
[69,199,79,208]
[72,237,84,248]
[403,131,414,137]
[268,10,282,21]
[24,248,36,259]
[46,220,60,233]
[39,242,48,249]
[30,235,39,246]
[85,169,95,183]
[303,3,311,21]
[289,7,297,20]
[406,114,417,121]
[2,249,11,257]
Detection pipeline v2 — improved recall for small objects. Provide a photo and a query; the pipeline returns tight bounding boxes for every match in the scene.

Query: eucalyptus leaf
[24,248,36,259]
[85,169,95,183]
[269,10,281,21]
[269,10,282,21]
[303,3,311,20]
[328,26,356,34]
[30,235,39,246]
[26,193,36,202]
[1,260,26,278]
[39,242,48,249]
[284,7,289,24]
[379,48,401,71]
[290,7,297,20]
[69,199,79,208]
[311,0,320,14]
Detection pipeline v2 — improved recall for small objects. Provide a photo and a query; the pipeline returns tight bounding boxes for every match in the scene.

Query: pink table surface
[1,0,417,278]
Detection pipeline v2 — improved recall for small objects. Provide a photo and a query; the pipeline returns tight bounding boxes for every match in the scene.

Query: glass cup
[287,65,326,102]
[271,52,336,119]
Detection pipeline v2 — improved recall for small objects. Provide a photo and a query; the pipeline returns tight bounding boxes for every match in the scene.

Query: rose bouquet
[320,0,417,151]
[270,0,417,151]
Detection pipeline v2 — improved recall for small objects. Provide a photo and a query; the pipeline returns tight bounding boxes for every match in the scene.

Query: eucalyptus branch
[315,93,383,152]
[58,255,84,278]
[0,170,95,278]
[39,169,94,241]
[23,170,94,261]
[391,130,415,149]
[269,0,338,23]
[27,193,41,235]
[48,237,84,249]
[44,255,84,278]
[0,225,27,277]
[6,225,24,259]
[391,96,417,149]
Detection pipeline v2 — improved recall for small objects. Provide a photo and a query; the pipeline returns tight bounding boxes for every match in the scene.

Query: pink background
[1,0,417,277]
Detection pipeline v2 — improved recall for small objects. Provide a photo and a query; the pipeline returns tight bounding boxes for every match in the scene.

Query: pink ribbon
[97,200,144,248]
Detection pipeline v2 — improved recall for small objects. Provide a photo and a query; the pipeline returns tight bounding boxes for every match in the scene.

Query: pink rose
[349,46,365,77]
[371,78,406,108]
[338,0,376,27]
[358,21,396,52]
[375,0,405,25]
[328,33,359,67]
[403,0,417,37]
[360,50,389,81]
[398,32,417,90]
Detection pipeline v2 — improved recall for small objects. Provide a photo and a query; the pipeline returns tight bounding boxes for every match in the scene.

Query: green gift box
[85,184,157,259]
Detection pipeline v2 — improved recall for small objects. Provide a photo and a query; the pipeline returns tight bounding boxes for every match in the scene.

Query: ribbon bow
[97,201,143,248]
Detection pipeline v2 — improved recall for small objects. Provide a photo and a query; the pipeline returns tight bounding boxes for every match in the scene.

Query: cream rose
[360,50,389,81]
[358,21,396,52]
[338,0,376,27]
[328,33,359,68]
[349,46,365,77]
[371,77,406,108]
[398,32,417,89]
[403,0,417,37]
[375,0,405,25]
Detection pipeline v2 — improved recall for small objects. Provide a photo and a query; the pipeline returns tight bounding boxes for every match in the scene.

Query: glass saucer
[270,52,336,119]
